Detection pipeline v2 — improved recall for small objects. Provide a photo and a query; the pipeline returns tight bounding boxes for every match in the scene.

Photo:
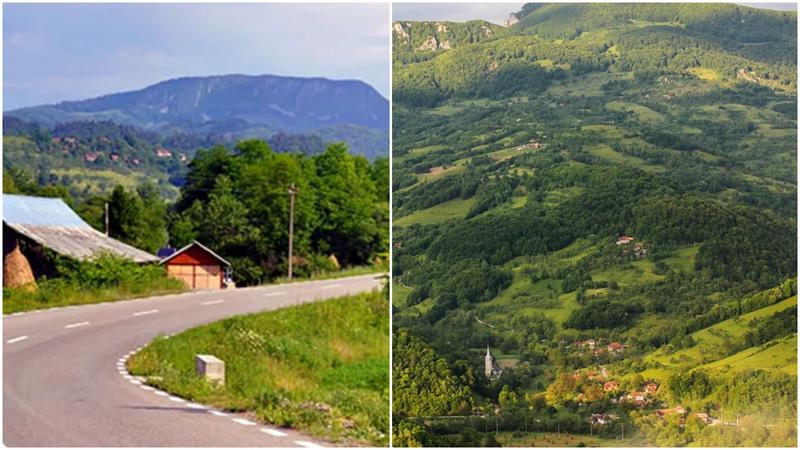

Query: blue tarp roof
[4,194,91,228]
[3,194,159,263]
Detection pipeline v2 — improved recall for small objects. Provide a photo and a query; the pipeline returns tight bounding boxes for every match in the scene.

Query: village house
[607,342,626,353]
[655,405,686,418]
[645,381,659,395]
[159,241,232,290]
[83,152,102,162]
[591,413,618,425]
[154,148,172,158]
[603,381,619,392]
[622,391,647,407]
[616,235,634,245]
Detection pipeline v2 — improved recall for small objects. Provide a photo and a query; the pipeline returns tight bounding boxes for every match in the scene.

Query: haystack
[328,254,340,270]
[4,244,37,291]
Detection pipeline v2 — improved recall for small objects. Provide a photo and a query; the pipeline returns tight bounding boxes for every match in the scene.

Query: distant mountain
[7,74,389,132]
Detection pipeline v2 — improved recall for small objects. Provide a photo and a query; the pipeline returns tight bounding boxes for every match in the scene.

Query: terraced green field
[641,296,797,380]
[394,197,477,227]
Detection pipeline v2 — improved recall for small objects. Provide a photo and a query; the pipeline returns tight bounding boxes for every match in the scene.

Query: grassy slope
[394,197,477,227]
[127,291,389,446]
[640,296,797,380]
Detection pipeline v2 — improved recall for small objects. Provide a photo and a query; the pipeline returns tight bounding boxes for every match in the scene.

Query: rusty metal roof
[3,194,159,263]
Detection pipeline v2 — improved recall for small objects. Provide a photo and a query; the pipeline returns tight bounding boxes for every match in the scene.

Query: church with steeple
[484,345,503,380]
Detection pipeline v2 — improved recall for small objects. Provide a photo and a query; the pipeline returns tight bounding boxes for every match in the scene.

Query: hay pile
[3,244,37,291]
[328,253,340,270]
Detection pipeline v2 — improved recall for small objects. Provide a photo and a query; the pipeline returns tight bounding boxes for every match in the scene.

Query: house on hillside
[2,194,158,288]
[154,148,172,158]
[160,241,232,290]
[616,235,634,245]
[603,381,619,392]
[607,342,626,353]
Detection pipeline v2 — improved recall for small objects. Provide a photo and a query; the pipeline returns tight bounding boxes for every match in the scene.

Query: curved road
[3,274,384,447]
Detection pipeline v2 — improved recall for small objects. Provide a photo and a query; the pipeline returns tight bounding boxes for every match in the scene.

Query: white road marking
[6,336,28,344]
[168,396,185,403]
[154,390,168,396]
[261,428,288,437]
[321,284,341,290]
[64,321,90,329]
[129,379,142,385]
[201,299,225,306]
[232,418,256,426]
[295,440,323,447]
[132,309,159,317]
[185,403,206,409]
[123,375,134,380]
[263,291,285,297]
[209,410,228,417]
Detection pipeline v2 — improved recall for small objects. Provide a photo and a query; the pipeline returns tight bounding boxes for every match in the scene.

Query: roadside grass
[2,255,185,314]
[127,291,389,446]
[272,264,387,285]
[394,197,476,227]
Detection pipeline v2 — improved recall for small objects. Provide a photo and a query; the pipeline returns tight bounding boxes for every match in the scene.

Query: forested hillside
[392,3,796,447]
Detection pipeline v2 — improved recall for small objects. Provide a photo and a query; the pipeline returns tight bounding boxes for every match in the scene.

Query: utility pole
[104,202,109,236]
[287,183,298,280]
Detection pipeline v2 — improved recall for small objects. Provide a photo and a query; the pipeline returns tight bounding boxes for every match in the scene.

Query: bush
[3,253,184,313]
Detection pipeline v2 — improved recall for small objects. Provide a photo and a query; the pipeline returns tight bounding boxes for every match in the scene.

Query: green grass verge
[127,291,389,446]
[2,256,186,314]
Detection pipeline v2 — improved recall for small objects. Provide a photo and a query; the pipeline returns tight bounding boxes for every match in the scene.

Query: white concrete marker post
[195,354,225,386]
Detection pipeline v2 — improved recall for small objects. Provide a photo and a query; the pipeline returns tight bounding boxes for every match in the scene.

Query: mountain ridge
[7,73,389,133]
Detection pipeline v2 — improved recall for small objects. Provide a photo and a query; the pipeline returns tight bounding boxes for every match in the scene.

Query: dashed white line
[139,385,154,391]
[295,440,323,448]
[154,390,169,397]
[6,336,28,344]
[232,418,257,426]
[263,291,285,297]
[129,379,142,385]
[321,284,342,290]
[201,299,225,306]
[209,410,228,417]
[132,309,158,317]
[64,321,90,329]
[261,427,288,437]
[185,403,206,409]
[168,396,186,403]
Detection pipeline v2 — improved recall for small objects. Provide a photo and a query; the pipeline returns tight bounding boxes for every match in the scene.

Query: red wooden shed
[160,241,231,290]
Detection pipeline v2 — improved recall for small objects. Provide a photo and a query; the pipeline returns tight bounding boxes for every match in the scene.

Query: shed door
[195,264,221,289]
[167,264,194,289]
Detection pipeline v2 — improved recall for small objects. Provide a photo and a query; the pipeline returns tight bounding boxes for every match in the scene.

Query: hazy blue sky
[393,2,797,24]
[3,3,389,110]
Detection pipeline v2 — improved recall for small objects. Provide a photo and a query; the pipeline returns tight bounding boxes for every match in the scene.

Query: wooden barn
[160,241,231,290]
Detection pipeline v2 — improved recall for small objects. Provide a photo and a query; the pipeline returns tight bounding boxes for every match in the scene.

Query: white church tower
[485,345,494,378]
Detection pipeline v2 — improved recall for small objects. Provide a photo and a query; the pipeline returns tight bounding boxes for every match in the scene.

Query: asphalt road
[3,274,385,447]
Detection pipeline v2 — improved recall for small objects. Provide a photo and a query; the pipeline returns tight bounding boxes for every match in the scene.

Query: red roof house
[160,241,231,290]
